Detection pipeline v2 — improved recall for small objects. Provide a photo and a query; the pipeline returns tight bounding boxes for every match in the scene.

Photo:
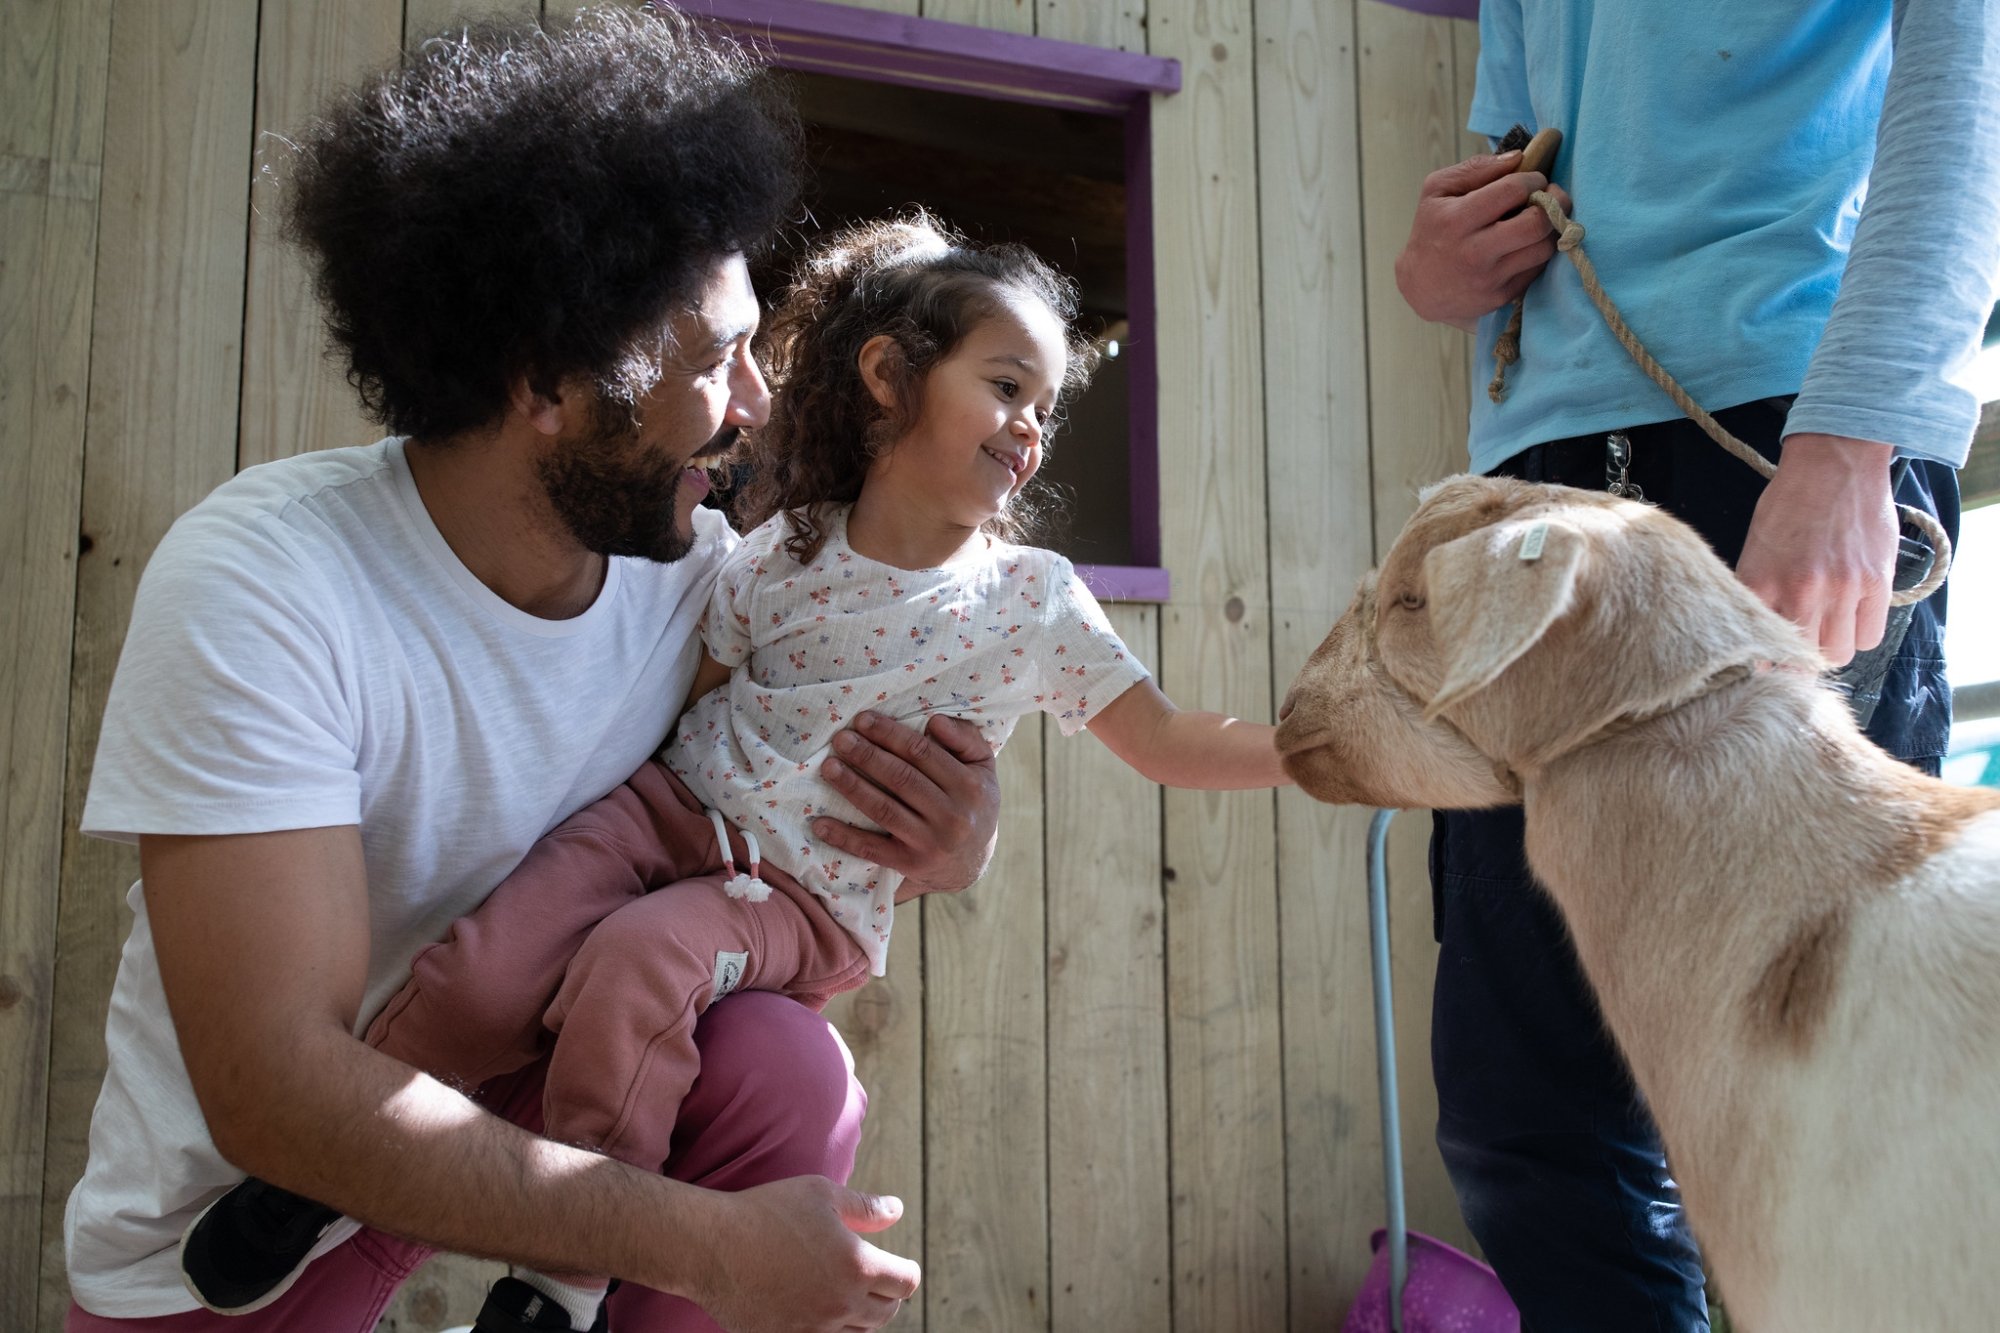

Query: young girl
[189,214,1290,1331]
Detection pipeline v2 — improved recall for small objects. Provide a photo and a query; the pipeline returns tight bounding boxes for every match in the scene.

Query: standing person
[64,11,1002,1333]
[1395,0,2000,1327]
[186,212,1294,1333]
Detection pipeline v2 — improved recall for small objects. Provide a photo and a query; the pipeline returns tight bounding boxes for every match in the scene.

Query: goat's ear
[1424,516,1586,715]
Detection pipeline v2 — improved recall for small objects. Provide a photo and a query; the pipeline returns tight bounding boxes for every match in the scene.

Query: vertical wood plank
[235,0,403,471]
[3,0,112,1325]
[824,898,928,1332]
[1358,0,1470,541]
[1451,17,1486,392]
[1249,0,1394,1320]
[1045,604,1171,1333]
[41,2,260,1327]
[1147,0,1286,1326]
[1355,0,1478,1256]
[404,0,539,49]
[920,0,1034,35]
[1037,0,1144,52]
[922,721,1049,1331]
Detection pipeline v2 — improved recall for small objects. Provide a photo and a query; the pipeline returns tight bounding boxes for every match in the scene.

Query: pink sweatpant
[65,990,867,1332]
[364,759,873,1171]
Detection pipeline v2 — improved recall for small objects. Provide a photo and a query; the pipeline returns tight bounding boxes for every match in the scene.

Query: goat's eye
[1397,590,1425,611]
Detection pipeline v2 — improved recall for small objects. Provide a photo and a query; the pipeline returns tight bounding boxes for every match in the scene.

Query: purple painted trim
[679,0,1180,110]
[1366,0,1480,19]
[673,0,1175,600]
[1123,102,1161,573]
[1077,564,1173,603]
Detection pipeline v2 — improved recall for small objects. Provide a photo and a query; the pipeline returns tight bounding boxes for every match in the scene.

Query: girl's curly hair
[736,210,1100,564]
[283,5,801,440]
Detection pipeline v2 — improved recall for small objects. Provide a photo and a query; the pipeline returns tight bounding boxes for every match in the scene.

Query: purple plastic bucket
[1339,1229,1520,1333]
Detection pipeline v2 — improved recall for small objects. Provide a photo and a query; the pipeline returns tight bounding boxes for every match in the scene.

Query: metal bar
[1367,807,1408,1333]
[1957,678,2000,723]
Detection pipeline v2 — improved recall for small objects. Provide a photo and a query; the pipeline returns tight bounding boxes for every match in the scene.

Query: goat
[1276,474,2000,1332]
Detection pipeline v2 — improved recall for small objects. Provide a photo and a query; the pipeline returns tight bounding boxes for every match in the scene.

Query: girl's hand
[813,712,1001,897]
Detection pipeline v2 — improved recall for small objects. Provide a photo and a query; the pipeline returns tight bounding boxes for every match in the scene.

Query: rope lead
[1491,189,1950,606]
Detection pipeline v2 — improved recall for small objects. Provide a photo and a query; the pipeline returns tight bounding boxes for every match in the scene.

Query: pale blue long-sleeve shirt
[1467,0,2000,472]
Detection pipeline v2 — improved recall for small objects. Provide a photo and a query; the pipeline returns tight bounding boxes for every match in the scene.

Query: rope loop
[1492,189,1951,606]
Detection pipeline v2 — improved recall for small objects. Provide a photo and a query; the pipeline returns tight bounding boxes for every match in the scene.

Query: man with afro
[64,9,998,1331]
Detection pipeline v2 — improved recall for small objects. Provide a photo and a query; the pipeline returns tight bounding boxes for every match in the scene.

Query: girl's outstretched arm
[1086,679,1292,790]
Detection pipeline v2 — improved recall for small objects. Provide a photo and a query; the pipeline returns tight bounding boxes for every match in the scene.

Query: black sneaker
[473,1276,610,1332]
[178,1175,342,1313]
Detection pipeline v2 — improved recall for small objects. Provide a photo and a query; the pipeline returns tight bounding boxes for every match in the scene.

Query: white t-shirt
[67,437,732,1317]
[663,506,1149,975]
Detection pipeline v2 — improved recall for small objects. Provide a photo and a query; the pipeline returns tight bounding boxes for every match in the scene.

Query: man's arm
[143,826,918,1333]
[811,711,1001,902]
[1741,0,2000,664]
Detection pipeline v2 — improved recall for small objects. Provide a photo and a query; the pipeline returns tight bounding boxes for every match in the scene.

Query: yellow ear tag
[1518,521,1548,562]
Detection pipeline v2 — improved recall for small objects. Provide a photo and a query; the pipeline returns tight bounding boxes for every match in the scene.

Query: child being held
[185,213,1291,1332]
[665,213,1290,974]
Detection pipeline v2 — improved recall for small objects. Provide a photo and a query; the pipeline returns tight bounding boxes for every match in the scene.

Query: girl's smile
[848,290,1070,570]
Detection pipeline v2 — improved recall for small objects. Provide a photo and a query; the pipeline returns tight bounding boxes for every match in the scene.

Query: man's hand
[1736,433,1898,667]
[679,1176,919,1333]
[812,711,1000,900]
[1395,150,1570,331]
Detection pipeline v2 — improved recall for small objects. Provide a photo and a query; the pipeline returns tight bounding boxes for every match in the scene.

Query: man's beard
[536,400,738,564]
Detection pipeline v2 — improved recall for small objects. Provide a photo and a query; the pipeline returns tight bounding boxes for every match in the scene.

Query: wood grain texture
[825,890,928,1332]
[921,0,1034,34]
[1038,0,1144,52]
[403,0,539,49]
[3,0,111,1326]
[1045,605,1170,1333]
[1357,0,1471,543]
[41,3,260,1326]
[922,719,1050,1330]
[1451,15,1487,383]
[1248,0,1396,1319]
[1146,0,1286,1326]
[1355,0,1482,1256]
[235,0,402,470]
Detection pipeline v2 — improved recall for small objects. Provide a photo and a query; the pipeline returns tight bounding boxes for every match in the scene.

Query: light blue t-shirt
[1468,0,2000,474]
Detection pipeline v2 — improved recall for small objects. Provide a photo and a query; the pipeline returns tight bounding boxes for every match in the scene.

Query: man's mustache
[690,424,741,463]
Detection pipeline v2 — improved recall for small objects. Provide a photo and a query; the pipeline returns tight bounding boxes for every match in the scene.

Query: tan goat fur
[1276,475,2000,1332]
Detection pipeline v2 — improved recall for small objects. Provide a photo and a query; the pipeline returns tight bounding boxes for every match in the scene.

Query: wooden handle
[1520,126,1562,178]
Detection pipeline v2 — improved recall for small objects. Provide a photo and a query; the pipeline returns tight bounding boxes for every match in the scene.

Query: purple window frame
[679,0,1181,602]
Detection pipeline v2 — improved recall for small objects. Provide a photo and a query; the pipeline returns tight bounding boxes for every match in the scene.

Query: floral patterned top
[663,505,1150,974]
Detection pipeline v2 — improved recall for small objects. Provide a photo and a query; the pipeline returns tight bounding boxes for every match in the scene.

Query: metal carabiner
[1605,431,1644,500]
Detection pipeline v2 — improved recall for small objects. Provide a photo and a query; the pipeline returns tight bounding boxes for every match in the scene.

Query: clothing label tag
[1518,522,1549,562]
[711,950,749,1003]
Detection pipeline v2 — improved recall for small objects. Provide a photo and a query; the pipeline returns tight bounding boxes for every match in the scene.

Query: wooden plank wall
[6,1,1486,1328]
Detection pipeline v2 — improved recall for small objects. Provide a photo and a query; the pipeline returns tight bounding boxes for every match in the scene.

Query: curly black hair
[737,210,1099,564]
[283,5,802,440]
